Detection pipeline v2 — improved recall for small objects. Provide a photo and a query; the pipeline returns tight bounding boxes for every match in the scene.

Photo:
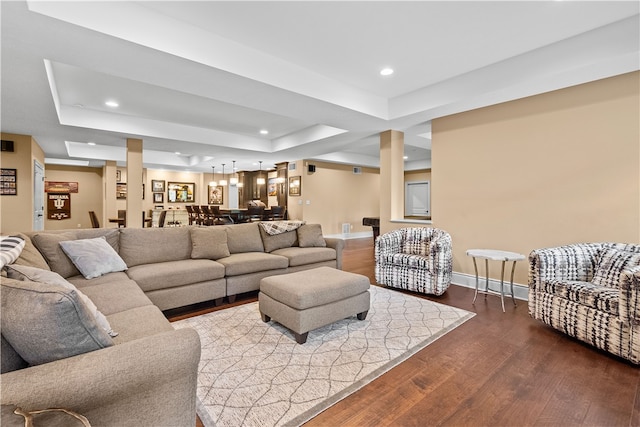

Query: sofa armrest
[374,229,404,260]
[325,238,345,270]
[528,243,603,288]
[1,328,201,426]
[620,265,640,325]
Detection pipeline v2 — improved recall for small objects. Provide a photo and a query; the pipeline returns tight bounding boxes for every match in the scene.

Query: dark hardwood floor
[167,238,640,427]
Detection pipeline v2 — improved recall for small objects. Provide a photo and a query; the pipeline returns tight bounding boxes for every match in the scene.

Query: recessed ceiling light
[403,156,408,160]
[260,129,269,135]
[380,68,394,76]
[105,100,119,108]
[87,142,96,146]
[175,152,181,155]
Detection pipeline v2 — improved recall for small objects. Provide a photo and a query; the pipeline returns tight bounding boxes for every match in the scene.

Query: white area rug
[173,285,475,427]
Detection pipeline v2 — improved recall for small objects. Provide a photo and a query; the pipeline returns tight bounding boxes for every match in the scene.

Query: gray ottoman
[259,267,370,344]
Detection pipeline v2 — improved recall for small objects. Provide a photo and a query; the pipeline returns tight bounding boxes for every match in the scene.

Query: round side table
[466,249,526,312]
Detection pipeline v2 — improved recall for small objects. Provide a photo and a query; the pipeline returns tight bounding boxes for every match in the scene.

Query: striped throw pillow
[1,235,25,269]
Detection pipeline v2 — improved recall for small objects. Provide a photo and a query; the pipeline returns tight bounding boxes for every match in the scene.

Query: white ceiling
[1,1,638,173]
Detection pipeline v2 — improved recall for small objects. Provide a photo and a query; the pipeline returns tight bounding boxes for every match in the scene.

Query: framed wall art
[168,182,195,203]
[151,179,165,192]
[153,192,164,203]
[208,185,223,205]
[0,168,17,195]
[289,176,301,196]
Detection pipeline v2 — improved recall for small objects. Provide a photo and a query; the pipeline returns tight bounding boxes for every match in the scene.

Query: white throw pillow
[1,235,26,268]
[59,237,127,280]
[5,264,118,337]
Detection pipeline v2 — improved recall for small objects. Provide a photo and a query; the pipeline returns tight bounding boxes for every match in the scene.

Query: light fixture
[105,100,119,108]
[260,129,269,135]
[230,160,238,185]
[219,163,227,186]
[256,161,266,185]
[210,165,218,186]
[87,142,96,146]
[380,68,394,76]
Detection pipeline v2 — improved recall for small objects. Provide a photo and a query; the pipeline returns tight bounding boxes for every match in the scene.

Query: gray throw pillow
[59,237,127,279]
[31,232,79,278]
[5,264,118,338]
[297,224,327,248]
[1,278,114,366]
[190,227,231,260]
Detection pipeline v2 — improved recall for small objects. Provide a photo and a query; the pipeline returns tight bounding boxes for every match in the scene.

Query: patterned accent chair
[375,227,452,296]
[528,243,640,364]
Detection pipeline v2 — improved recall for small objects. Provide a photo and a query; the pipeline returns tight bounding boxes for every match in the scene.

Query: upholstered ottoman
[259,266,370,344]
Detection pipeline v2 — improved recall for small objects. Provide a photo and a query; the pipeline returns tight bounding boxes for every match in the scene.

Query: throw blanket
[259,221,306,236]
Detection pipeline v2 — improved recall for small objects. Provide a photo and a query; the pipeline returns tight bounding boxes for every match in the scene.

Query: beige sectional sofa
[1,222,343,426]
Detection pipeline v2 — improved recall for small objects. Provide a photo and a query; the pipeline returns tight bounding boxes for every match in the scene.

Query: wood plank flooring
[166,238,640,427]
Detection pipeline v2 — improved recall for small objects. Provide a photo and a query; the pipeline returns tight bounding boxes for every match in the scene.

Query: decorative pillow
[5,264,118,337]
[297,224,327,248]
[225,223,265,253]
[1,278,114,366]
[190,227,230,260]
[259,226,298,253]
[59,237,127,279]
[0,236,25,268]
[31,232,79,278]
[12,233,50,271]
[592,248,640,288]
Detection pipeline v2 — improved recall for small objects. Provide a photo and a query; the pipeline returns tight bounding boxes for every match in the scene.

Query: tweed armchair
[375,227,452,296]
[528,243,640,364]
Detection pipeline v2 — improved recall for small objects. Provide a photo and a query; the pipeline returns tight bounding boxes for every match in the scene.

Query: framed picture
[44,181,78,193]
[116,183,127,199]
[0,168,17,195]
[116,170,122,182]
[168,182,195,203]
[208,185,223,205]
[151,179,165,192]
[268,178,277,196]
[153,192,164,203]
[289,176,301,196]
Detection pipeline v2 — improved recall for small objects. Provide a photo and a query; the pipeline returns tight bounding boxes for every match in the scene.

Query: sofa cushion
[541,279,619,316]
[5,264,118,337]
[271,247,336,267]
[297,224,326,248]
[75,280,153,316]
[593,248,640,288]
[259,226,298,253]
[1,335,27,373]
[31,230,120,278]
[67,271,131,288]
[225,223,264,253]
[0,235,25,268]
[1,277,113,366]
[108,305,174,345]
[126,259,225,292]
[217,252,289,276]
[59,237,127,279]
[13,232,50,271]
[190,227,230,260]
[119,227,191,267]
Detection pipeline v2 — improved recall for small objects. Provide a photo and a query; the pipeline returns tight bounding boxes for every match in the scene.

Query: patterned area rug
[173,285,475,427]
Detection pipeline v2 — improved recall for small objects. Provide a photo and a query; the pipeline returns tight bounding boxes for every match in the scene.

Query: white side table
[466,249,526,312]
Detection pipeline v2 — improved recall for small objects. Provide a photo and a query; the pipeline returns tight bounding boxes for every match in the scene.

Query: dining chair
[211,206,234,224]
[88,211,100,228]
[185,205,196,225]
[267,206,286,221]
[158,210,167,228]
[246,205,265,222]
[117,209,126,228]
[200,205,215,226]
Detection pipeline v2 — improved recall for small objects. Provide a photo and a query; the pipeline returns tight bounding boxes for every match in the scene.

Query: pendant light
[256,161,266,185]
[219,163,227,186]
[208,165,217,187]
[230,160,238,185]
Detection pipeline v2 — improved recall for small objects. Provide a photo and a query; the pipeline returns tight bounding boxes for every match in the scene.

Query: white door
[405,181,430,217]
[33,160,45,230]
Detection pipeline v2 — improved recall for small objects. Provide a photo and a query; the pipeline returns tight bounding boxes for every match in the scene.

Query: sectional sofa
[1,222,343,426]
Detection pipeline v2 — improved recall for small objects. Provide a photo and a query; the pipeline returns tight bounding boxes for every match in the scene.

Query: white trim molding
[452,271,529,301]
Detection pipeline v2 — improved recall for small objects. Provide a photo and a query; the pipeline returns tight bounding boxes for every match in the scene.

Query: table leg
[509,260,518,307]
[472,257,480,304]
[484,259,490,299]
[499,260,506,312]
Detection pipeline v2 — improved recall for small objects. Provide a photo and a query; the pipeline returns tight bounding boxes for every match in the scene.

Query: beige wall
[0,133,45,233]
[292,160,380,235]
[44,166,104,230]
[431,71,640,285]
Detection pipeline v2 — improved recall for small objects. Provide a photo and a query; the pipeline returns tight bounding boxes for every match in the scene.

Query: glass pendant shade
[219,163,227,186]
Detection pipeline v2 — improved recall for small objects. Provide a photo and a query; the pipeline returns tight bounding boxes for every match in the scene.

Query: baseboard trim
[324,231,373,240]
[452,271,529,301]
